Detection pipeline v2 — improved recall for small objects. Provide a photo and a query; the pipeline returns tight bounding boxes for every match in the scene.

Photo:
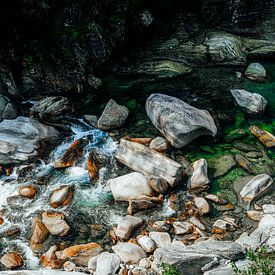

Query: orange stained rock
[250,125,275,148]
[128,137,152,145]
[87,153,99,181]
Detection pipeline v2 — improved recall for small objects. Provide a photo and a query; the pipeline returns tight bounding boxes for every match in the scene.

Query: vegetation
[159,263,181,275]
[232,246,275,275]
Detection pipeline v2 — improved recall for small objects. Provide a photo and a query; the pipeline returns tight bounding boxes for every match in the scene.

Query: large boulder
[30,96,70,120]
[97,99,129,131]
[230,89,267,114]
[0,116,60,165]
[0,95,17,122]
[146,94,217,148]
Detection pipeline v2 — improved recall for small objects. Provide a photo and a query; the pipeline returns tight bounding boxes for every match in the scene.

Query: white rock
[42,212,70,236]
[109,172,153,201]
[63,261,77,272]
[139,258,151,269]
[149,232,171,248]
[116,215,143,240]
[88,256,98,271]
[149,137,169,152]
[189,159,209,189]
[112,242,146,264]
[263,204,275,214]
[240,174,273,203]
[137,235,156,253]
[245,63,269,82]
[194,197,210,214]
[173,221,193,235]
[95,252,120,275]
[213,219,236,231]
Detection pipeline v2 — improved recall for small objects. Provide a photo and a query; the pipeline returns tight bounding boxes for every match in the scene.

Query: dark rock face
[0,95,17,121]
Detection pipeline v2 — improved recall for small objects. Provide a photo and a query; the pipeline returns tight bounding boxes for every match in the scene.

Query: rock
[87,255,98,271]
[247,210,263,221]
[131,267,149,275]
[189,217,206,231]
[188,158,209,189]
[30,96,70,120]
[87,152,99,181]
[173,221,193,235]
[94,252,120,275]
[224,129,247,142]
[230,89,267,114]
[137,236,156,253]
[19,185,37,199]
[263,204,275,214]
[112,242,146,264]
[63,261,77,272]
[128,194,163,215]
[42,212,70,237]
[83,115,98,127]
[0,253,24,269]
[57,243,103,266]
[0,116,60,165]
[40,245,58,267]
[109,172,153,202]
[30,220,49,244]
[194,197,210,214]
[149,232,171,248]
[152,221,170,232]
[149,137,169,152]
[245,63,269,82]
[127,137,152,145]
[152,239,244,274]
[116,215,143,240]
[0,95,17,122]
[54,139,84,168]
[115,139,183,186]
[212,155,236,178]
[235,154,256,174]
[146,94,217,148]
[234,142,258,152]
[139,258,151,269]
[148,176,169,194]
[97,99,129,131]
[250,125,275,148]
[212,219,236,232]
[49,185,74,208]
[205,32,246,65]
[205,194,227,205]
[240,174,273,203]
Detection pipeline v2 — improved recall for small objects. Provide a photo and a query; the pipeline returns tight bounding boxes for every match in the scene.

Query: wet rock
[245,63,269,82]
[83,115,98,127]
[149,137,169,152]
[250,125,275,148]
[240,174,273,203]
[56,242,103,266]
[230,89,267,114]
[152,239,244,274]
[54,139,84,168]
[235,154,256,174]
[146,94,217,148]
[0,216,4,225]
[97,99,129,131]
[116,215,143,240]
[149,232,171,248]
[148,176,169,194]
[30,96,70,120]
[205,194,227,205]
[128,194,163,215]
[152,221,170,232]
[137,236,156,253]
[87,152,99,181]
[112,242,146,264]
[0,116,60,165]
[0,253,23,269]
[94,252,120,275]
[19,185,37,199]
[234,142,258,152]
[173,221,193,235]
[205,32,246,65]
[212,219,236,232]
[49,185,74,208]
[115,139,183,186]
[0,226,21,238]
[212,155,236,178]
[42,212,70,237]
[189,216,206,231]
[188,158,210,190]
[247,210,263,221]
[127,137,152,145]
[40,245,58,267]
[0,95,17,122]
[109,172,153,202]
[224,129,247,142]
[194,197,210,214]
[30,220,49,244]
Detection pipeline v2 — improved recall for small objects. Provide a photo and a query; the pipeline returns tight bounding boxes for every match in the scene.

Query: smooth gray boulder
[0,116,60,165]
[146,94,217,148]
[245,63,269,82]
[98,99,129,130]
[94,252,120,275]
[0,95,17,121]
[30,96,70,120]
[116,215,143,240]
[230,89,267,114]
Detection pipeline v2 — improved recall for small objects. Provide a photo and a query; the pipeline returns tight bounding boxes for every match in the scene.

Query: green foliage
[231,246,275,275]
[159,263,181,275]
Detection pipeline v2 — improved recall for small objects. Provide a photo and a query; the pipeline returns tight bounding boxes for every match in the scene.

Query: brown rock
[0,216,4,225]
[54,139,84,168]
[56,242,103,266]
[250,125,275,148]
[19,185,37,199]
[148,176,169,194]
[194,197,210,214]
[0,253,23,269]
[87,153,99,181]
[247,210,263,221]
[30,220,49,244]
[50,185,74,208]
[40,245,58,267]
[149,137,169,152]
[128,137,152,145]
